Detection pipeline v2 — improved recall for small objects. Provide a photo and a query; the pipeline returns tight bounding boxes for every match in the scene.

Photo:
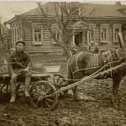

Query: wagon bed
[0,65,62,110]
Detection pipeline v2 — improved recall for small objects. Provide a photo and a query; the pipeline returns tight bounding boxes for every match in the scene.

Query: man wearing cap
[8,40,32,103]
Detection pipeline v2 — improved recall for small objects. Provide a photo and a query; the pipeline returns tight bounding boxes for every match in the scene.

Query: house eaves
[6,2,126,24]
[5,17,16,24]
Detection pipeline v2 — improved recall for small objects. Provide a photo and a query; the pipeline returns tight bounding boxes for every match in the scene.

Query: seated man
[8,40,32,103]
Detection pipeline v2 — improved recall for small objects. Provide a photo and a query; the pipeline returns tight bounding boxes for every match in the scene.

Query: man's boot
[24,89,30,97]
[10,92,16,103]
[10,76,17,103]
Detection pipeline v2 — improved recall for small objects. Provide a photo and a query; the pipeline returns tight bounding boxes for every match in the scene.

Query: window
[34,29,41,41]
[11,24,22,47]
[54,30,60,40]
[89,31,94,42]
[87,24,96,44]
[113,24,121,43]
[11,28,15,46]
[13,28,16,45]
[17,26,22,41]
[52,30,60,44]
[52,23,61,44]
[100,24,109,43]
[32,24,43,45]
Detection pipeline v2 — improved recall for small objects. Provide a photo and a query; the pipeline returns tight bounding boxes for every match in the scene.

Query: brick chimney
[115,1,121,6]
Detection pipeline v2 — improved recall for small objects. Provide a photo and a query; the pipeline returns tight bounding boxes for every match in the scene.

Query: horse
[67,48,126,102]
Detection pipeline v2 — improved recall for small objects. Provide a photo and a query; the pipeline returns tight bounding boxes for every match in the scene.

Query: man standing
[94,43,99,53]
[8,41,32,103]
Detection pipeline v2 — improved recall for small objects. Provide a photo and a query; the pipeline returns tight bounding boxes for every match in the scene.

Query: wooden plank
[44,65,61,73]
[1,73,50,78]
[43,62,126,99]
[58,62,126,93]
[32,73,50,78]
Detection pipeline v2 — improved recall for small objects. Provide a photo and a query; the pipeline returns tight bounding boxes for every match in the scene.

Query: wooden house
[6,2,126,55]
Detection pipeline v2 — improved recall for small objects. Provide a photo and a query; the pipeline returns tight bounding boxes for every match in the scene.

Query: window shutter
[113,24,122,43]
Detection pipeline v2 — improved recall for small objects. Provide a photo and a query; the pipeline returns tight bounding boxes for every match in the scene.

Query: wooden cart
[0,65,61,110]
[0,62,125,110]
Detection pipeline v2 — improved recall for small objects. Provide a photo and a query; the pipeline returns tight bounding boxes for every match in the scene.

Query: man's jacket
[8,51,31,73]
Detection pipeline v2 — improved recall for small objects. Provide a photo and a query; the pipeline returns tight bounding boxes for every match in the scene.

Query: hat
[72,48,77,51]
[16,40,25,45]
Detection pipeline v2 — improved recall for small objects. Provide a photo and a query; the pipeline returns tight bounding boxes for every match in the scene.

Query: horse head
[101,48,125,63]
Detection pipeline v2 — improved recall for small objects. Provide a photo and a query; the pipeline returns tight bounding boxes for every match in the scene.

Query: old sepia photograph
[0,0,126,125]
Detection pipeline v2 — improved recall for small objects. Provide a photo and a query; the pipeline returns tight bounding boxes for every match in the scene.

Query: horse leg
[73,86,78,101]
[72,72,84,101]
[112,75,121,97]
[67,66,81,101]
[111,75,122,107]
[65,66,74,97]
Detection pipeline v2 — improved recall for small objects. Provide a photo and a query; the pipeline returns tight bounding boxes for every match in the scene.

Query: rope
[73,60,121,75]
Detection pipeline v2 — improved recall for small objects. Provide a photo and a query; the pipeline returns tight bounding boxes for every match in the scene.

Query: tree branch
[36,2,65,50]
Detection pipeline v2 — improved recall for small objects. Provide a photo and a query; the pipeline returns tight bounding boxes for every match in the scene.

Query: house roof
[21,2,126,18]
[79,3,126,18]
[6,2,126,24]
[21,2,57,16]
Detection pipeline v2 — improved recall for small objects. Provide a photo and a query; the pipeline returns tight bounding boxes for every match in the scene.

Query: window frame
[32,23,43,45]
[100,24,109,43]
[11,24,23,47]
[89,30,94,42]
[17,25,22,41]
[113,24,122,43]
[51,23,61,45]
[87,24,96,44]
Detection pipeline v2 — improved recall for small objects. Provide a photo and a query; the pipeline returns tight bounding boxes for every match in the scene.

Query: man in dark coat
[8,40,32,103]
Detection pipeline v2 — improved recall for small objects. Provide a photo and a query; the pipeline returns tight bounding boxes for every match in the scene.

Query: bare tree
[0,21,11,54]
[37,2,96,58]
[0,22,5,53]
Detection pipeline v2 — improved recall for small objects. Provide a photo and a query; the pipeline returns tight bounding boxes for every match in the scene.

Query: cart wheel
[0,83,11,103]
[30,80,58,110]
[0,83,10,93]
[53,73,66,88]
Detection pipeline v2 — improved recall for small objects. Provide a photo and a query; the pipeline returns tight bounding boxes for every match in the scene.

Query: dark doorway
[75,32,83,46]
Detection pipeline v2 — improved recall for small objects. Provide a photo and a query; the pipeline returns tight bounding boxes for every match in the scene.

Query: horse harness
[67,49,125,79]
[67,52,83,77]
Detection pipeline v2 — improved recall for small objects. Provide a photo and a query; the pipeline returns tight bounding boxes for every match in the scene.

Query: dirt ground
[0,77,126,126]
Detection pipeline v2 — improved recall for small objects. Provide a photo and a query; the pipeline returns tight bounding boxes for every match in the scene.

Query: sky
[0,0,126,23]
[0,2,37,22]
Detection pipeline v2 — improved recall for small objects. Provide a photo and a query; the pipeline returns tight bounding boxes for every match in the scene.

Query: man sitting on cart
[8,40,32,103]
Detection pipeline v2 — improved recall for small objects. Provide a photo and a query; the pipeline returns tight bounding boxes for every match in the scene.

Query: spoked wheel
[0,83,11,103]
[53,73,66,88]
[30,80,58,110]
[0,83,10,93]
